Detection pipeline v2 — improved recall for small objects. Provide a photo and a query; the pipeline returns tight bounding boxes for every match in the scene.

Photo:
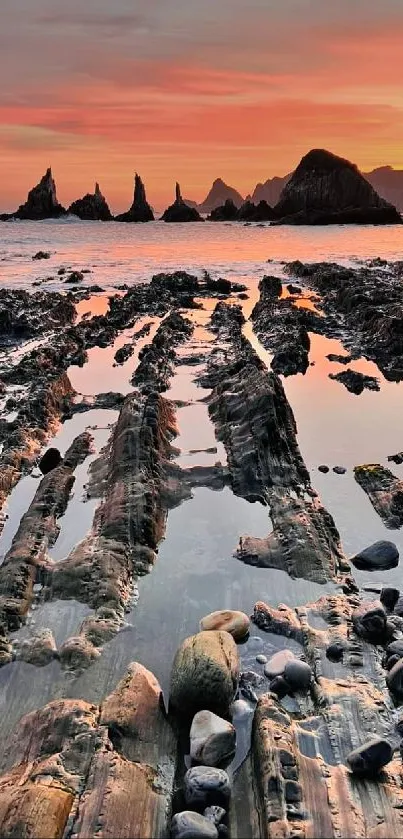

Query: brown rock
[170,631,239,717]
[199,610,250,641]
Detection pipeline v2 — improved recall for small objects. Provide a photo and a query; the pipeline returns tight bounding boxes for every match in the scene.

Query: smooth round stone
[190,711,236,767]
[346,737,393,776]
[199,610,250,642]
[171,811,218,839]
[352,600,387,642]
[326,642,345,662]
[39,447,62,475]
[283,660,313,691]
[387,659,403,696]
[256,654,268,665]
[264,649,296,680]
[318,465,329,473]
[169,631,239,717]
[333,466,347,474]
[352,540,399,571]
[184,767,231,811]
[380,587,400,611]
[269,676,290,699]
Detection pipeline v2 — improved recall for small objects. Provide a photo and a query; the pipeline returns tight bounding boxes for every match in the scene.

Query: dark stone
[12,168,66,220]
[388,452,403,465]
[259,275,282,299]
[329,369,380,395]
[284,781,302,803]
[352,541,399,571]
[283,660,313,691]
[326,642,345,662]
[269,676,290,699]
[274,149,402,225]
[38,448,63,475]
[162,183,204,223]
[184,767,231,811]
[386,639,403,658]
[326,353,352,364]
[171,812,218,839]
[208,199,239,221]
[65,271,84,284]
[352,600,387,642]
[318,465,329,474]
[387,659,403,695]
[286,284,302,294]
[115,173,154,222]
[380,587,400,611]
[385,654,401,671]
[333,466,347,474]
[32,251,50,261]
[68,182,113,221]
[346,737,393,775]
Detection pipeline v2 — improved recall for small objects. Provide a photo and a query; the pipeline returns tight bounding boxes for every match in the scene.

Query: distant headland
[1,149,402,225]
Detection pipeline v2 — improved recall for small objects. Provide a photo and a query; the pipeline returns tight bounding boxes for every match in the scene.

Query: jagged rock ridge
[274,148,402,224]
[9,168,66,220]
[68,183,113,221]
[116,173,154,222]
[162,183,204,222]
[198,178,244,213]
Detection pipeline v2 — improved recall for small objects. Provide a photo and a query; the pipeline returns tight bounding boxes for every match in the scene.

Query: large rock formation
[365,166,403,211]
[274,149,402,224]
[9,168,66,220]
[68,182,113,220]
[198,178,244,213]
[209,198,275,222]
[115,173,154,222]
[251,173,291,205]
[162,183,203,222]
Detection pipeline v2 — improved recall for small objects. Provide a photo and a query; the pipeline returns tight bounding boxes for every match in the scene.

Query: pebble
[256,654,267,665]
[318,465,329,473]
[171,811,218,839]
[325,642,345,662]
[184,767,231,810]
[283,660,313,691]
[333,466,347,474]
[346,737,393,776]
[264,649,296,679]
[190,711,236,767]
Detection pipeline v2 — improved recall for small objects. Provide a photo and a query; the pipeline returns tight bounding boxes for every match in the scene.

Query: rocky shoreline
[1,260,403,837]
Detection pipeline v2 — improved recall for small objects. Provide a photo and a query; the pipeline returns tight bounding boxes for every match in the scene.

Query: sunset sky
[1,0,403,212]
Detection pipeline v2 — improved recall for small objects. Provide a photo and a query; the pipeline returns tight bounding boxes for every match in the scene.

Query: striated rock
[274,149,402,225]
[354,466,403,529]
[252,276,315,377]
[190,711,236,767]
[39,446,62,474]
[171,812,218,839]
[347,738,393,776]
[169,631,239,717]
[329,368,380,394]
[184,766,231,811]
[12,167,66,220]
[162,183,204,223]
[199,610,250,642]
[68,182,113,220]
[116,173,154,223]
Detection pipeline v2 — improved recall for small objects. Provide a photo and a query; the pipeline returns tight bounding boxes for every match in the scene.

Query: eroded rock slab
[354,464,403,528]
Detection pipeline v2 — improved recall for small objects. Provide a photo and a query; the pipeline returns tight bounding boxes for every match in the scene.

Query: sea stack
[198,178,244,213]
[208,198,275,222]
[162,183,204,222]
[68,183,112,221]
[115,173,154,222]
[274,149,402,224]
[12,168,66,220]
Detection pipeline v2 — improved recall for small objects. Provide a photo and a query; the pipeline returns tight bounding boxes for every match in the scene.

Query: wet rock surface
[354,466,403,529]
[169,631,239,718]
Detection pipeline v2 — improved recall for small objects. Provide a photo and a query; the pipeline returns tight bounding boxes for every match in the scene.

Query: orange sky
[1,1,403,212]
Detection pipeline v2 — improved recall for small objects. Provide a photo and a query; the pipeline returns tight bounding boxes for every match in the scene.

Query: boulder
[38,447,63,475]
[259,275,282,299]
[203,806,227,826]
[17,629,57,666]
[184,766,231,810]
[264,649,296,679]
[352,540,399,571]
[199,610,250,642]
[346,737,393,776]
[162,183,204,222]
[13,168,66,220]
[190,711,236,766]
[380,587,400,611]
[352,600,387,642]
[386,659,403,695]
[283,659,313,691]
[171,812,218,839]
[68,182,113,220]
[274,149,402,225]
[169,631,239,717]
[115,173,154,222]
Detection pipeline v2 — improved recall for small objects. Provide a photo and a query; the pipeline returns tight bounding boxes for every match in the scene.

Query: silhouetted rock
[252,173,292,205]
[365,166,403,211]
[68,183,112,221]
[274,149,402,225]
[162,183,204,222]
[12,168,66,220]
[199,178,244,213]
[237,200,275,222]
[208,200,238,221]
[39,447,63,475]
[115,173,154,222]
